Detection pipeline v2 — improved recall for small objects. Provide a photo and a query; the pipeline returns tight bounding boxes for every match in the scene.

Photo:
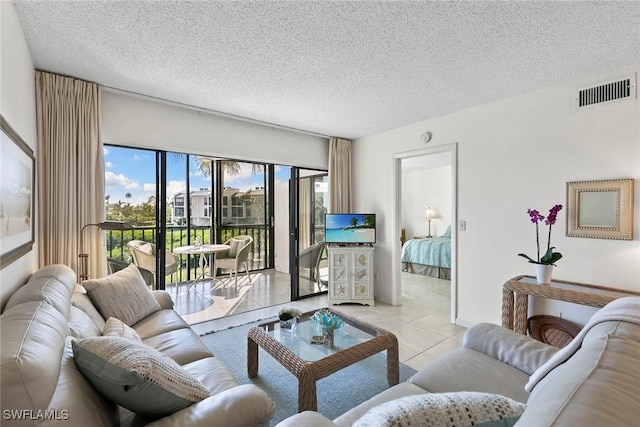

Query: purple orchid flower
[519,205,563,265]
[527,209,544,224]
[545,204,563,225]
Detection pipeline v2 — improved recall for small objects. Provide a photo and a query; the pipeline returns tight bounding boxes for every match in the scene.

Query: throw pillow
[82,263,161,326]
[72,336,209,417]
[103,317,142,342]
[353,392,526,427]
[227,238,245,257]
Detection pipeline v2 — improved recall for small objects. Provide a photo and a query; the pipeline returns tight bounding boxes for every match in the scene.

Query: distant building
[171,186,265,226]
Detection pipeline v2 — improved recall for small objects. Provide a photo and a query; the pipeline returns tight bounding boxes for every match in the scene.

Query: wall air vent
[575,74,636,109]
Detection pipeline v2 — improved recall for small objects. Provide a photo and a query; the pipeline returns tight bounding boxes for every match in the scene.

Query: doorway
[393,143,458,322]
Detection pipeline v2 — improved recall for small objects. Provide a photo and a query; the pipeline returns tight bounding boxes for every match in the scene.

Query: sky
[325,213,374,230]
[104,146,292,205]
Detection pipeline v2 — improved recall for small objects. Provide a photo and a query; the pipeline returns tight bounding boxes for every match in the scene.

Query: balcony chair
[107,258,155,289]
[127,240,178,292]
[299,240,326,292]
[215,235,253,290]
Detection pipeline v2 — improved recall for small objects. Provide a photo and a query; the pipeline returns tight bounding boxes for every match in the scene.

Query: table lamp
[425,207,437,238]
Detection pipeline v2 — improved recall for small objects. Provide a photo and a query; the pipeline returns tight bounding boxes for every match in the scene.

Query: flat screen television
[325,213,376,244]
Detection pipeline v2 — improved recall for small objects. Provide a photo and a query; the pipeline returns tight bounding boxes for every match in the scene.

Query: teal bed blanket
[401,237,451,268]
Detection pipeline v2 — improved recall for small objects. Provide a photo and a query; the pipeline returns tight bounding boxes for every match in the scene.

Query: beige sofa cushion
[142,328,212,366]
[4,264,75,315]
[519,321,640,426]
[132,308,190,340]
[0,301,68,417]
[69,305,103,339]
[83,264,160,326]
[72,291,107,330]
[409,348,530,403]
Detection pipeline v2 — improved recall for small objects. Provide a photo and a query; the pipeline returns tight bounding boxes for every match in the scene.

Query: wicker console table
[247,308,399,413]
[502,275,640,335]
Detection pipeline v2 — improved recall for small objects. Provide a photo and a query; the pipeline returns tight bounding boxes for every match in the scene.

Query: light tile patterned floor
[178,271,464,371]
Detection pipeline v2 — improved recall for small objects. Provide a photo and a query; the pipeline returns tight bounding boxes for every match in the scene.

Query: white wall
[274,180,290,273]
[102,90,328,170]
[354,68,640,326]
[402,166,451,238]
[0,1,37,309]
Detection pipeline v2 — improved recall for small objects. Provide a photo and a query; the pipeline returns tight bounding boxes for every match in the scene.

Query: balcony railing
[105,225,269,283]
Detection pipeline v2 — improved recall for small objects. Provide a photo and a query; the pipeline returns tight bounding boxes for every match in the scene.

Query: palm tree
[189,156,263,180]
[168,153,265,224]
[349,217,359,228]
[363,214,375,228]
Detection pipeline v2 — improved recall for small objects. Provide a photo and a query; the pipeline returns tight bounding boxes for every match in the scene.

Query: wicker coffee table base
[247,311,399,413]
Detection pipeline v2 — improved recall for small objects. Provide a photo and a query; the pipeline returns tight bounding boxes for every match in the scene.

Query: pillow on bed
[442,225,452,238]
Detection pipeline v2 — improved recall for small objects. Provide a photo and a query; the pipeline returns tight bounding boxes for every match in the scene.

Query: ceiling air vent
[575,74,636,109]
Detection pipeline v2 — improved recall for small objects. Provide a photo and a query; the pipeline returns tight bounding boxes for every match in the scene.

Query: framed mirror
[566,179,634,240]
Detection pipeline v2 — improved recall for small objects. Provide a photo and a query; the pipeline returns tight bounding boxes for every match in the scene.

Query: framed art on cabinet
[0,115,35,268]
[566,178,634,240]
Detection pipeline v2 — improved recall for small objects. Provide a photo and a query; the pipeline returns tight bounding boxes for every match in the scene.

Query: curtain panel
[299,177,312,250]
[328,137,352,213]
[35,71,106,279]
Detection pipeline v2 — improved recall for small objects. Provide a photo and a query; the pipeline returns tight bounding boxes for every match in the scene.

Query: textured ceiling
[12,1,640,139]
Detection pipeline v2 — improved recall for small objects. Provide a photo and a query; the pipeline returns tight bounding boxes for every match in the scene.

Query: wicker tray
[528,315,581,348]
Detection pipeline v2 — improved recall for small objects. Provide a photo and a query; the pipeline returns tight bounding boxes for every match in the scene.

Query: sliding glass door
[104,145,276,291]
[104,144,328,309]
[290,168,329,300]
[104,146,163,287]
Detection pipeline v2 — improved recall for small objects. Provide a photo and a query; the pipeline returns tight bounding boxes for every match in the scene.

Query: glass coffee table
[247,308,399,413]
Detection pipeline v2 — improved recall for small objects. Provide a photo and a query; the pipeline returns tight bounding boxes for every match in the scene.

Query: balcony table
[173,244,230,293]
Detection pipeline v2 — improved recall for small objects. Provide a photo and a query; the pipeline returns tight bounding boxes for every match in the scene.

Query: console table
[502,275,640,335]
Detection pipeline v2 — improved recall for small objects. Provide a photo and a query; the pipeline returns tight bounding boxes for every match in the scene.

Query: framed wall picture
[566,179,635,240]
[0,115,35,268]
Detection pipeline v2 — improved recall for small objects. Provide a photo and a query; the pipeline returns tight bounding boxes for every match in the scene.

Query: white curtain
[328,137,352,213]
[36,71,106,279]
[299,177,312,249]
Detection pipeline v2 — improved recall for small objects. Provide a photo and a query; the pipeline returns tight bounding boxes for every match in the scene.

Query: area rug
[200,320,417,425]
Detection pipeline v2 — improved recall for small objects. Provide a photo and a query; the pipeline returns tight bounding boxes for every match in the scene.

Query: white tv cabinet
[327,246,374,306]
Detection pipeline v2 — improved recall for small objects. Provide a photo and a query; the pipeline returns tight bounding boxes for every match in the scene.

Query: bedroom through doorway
[395,144,457,323]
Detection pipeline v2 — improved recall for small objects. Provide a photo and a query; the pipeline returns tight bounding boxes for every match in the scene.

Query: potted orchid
[518,204,563,284]
[278,306,301,330]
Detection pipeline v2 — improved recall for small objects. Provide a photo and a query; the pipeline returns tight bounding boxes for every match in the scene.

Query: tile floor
[177,271,465,371]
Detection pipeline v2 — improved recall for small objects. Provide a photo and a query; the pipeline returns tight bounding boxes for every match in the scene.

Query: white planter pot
[534,264,554,285]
